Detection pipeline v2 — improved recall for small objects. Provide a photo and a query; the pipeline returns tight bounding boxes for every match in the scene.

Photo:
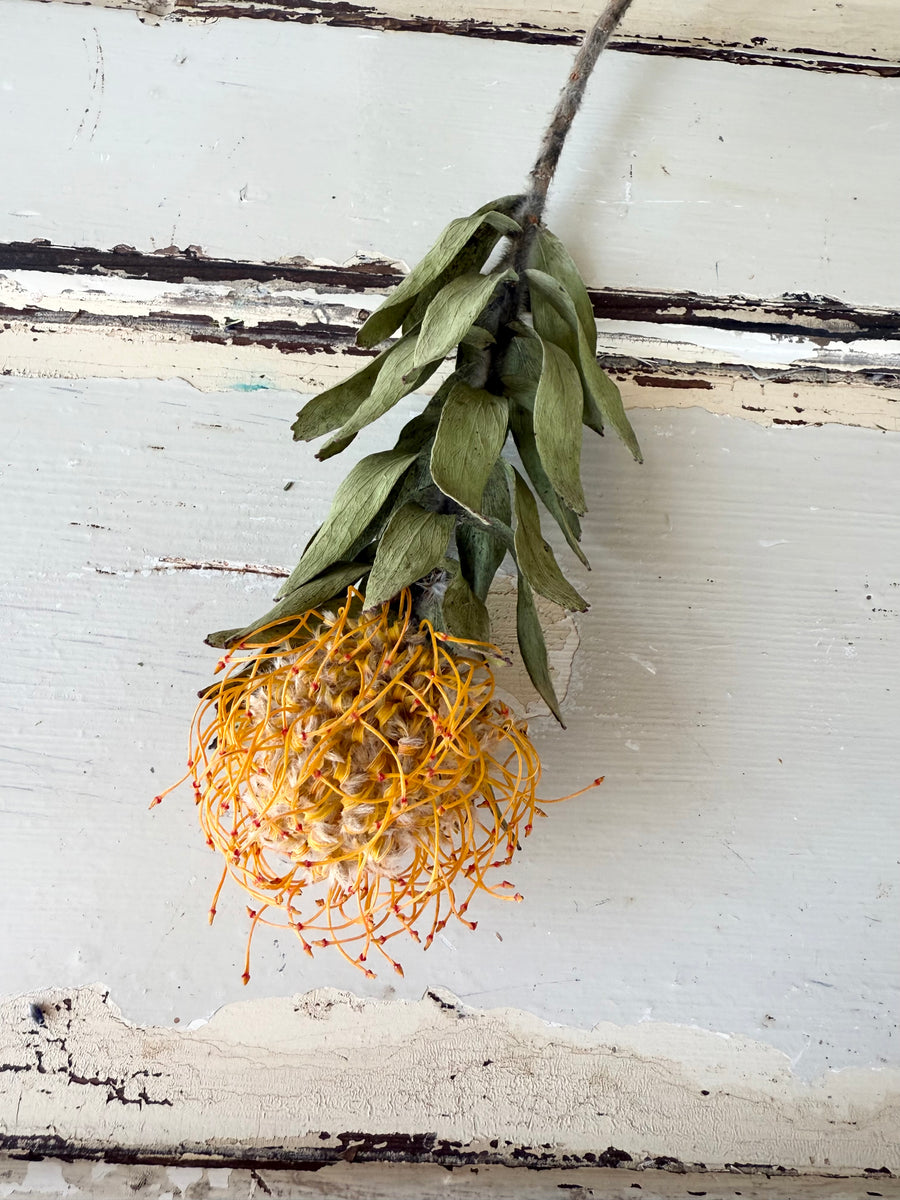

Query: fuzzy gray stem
[480,0,634,392]
[522,0,635,230]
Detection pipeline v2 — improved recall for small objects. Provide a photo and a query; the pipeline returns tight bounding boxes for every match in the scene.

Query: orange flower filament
[154,586,571,983]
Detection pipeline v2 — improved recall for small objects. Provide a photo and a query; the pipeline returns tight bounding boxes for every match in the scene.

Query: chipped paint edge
[1,269,897,431]
[1,986,899,1174]
[21,0,900,76]
[1,313,897,433]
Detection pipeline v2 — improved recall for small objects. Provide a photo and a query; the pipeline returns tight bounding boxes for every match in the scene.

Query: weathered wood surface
[2,987,899,1174]
[3,3,899,306]
[1,267,898,429]
[3,1156,900,1200]
[2,0,899,1176]
[26,0,900,73]
[1,377,897,1105]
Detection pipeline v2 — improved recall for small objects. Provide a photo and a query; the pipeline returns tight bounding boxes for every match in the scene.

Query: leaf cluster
[213,198,641,724]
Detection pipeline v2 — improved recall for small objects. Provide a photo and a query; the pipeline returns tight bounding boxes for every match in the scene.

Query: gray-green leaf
[206,560,369,649]
[442,564,492,645]
[533,336,586,515]
[515,573,564,726]
[509,400,588,568]
[530,228,597,352]
[430,380,508,518]
[512,468,588,612]
[357,201,521,348]
[291,351,384,443]
[275,448,417,599]
[413,268,516,368]
[364,503,455,610]
[526,267,641,462]
[500,334,543,407]
[456,459,513,602]
[317,329,441,460]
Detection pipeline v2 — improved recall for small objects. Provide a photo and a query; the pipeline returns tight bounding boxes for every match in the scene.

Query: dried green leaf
[460,324,496,350]
[364,502,455,611]
[291,351,384,443]
[317,330,441,460]
[430,380,508,519]
[512,467,588,612]
[527,265,580,368]
[456,459,513,602]
[509,400,588,568]
[531,228,597,351]
[580,348,642,462]
[275,448,418,599]
[357,201,521,348]
[500,334,543,407]
[533,336,586,515]
[205,560,370,649]
[402,219,517,336]
[442,563,492,645]
[392,376,455,455]
[526,268,642,462]
[515,573,564,727]
[413,268,516,368]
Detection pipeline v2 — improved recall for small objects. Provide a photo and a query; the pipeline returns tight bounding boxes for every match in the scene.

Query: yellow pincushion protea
[154,586,576,982]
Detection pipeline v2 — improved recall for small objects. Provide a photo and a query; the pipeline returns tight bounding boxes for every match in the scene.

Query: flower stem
[522,0,637,230]
[481,0,636,391]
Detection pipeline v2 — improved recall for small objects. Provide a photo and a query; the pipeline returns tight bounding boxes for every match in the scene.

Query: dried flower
[153,587,588,983]
[156,6,639,979]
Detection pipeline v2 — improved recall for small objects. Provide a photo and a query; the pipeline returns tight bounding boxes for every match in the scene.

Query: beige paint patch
[26,0,900,66]
[0,312,895,431]
[2,986,899,1172]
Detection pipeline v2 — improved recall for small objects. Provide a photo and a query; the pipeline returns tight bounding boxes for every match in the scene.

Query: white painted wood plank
[1,376,897,1091]
[28,0,900,68]
[2,2,899,305]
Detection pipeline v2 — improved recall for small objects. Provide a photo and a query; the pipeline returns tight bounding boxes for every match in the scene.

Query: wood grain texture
[3,3,899,306]
[24,0,900,74]
[1,376,897,1092]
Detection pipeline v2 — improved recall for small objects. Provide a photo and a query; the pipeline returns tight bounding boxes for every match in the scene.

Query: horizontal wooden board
[4,1156,900,1200]
[2,265,898,430]
[4,241,899,340]
[3,2,899,306]
[1,376,897,1094]
[29,0,900,74]
[2,988,900,1173]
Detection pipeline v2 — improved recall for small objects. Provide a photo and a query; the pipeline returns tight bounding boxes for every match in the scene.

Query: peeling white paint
[1,986,899,1172]
[3,1159,899,1200]
[1,273,897,431]
[26,0,900,67]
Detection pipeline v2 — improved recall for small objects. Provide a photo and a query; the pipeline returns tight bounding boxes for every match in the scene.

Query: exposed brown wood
[162,1,900,78]
[3,242,898,344]
[2,298,898,403]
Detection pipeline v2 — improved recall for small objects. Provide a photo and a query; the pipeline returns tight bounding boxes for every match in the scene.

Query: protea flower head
[154,586,581,982]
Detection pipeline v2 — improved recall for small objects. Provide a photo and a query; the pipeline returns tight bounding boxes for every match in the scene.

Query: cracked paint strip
[24,0,900,75]
[1,986,898,1173]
